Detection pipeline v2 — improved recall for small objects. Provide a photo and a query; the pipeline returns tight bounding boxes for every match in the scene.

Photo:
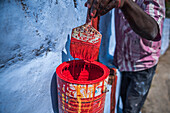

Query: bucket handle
[103,87,109,93]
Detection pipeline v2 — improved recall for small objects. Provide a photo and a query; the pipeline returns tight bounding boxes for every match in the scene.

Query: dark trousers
[120,65,157,113]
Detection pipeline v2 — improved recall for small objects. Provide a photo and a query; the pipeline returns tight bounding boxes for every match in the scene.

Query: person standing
[85,0,165,113]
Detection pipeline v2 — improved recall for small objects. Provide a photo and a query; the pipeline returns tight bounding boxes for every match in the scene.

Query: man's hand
[85,0,160,40]
[85,0,125,18]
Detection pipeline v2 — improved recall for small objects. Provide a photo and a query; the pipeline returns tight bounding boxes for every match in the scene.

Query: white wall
[0,0,87,113]
[161,18,170,55]
[0,0,87,69]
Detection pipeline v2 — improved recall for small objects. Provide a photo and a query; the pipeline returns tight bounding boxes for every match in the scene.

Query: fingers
[85,0,94,8]
[85,0,102,17]
[85,2,87,7]
[98,0,117,16]
[85,0,114,18]
[90,0,102,17]
[99,0,110,10]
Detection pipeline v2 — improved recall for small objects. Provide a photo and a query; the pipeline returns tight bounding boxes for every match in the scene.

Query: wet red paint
[56,60,110,113]
[57,60,109,84]
[78,65,89,81]
[56,16,110,112]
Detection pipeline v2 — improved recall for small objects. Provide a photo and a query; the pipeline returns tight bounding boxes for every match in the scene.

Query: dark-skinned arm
[120,0,159,40]
[85,0,160,40]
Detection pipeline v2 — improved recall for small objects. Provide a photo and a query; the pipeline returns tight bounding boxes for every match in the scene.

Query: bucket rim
[56,60,110,84]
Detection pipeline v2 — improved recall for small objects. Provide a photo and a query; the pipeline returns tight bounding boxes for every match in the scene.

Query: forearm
[120,0,159,40]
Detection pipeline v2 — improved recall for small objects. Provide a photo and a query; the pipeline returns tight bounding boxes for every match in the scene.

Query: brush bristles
[70,23,102,61]
[70,41,100,61]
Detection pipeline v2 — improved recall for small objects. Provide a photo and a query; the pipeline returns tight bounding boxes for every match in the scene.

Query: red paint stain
[56,60,110,113]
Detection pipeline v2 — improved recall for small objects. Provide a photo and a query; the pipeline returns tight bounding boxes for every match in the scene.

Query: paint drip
[78,65,89,81]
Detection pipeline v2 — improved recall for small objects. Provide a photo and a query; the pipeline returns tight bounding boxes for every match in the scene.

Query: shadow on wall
[99,12,112,58]
[62,34,74,62]
[51,34,73,113]
[50,72,59,113]
[99,10,116,68]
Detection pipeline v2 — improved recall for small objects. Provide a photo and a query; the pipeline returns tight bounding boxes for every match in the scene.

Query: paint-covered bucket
[56,60,110,113]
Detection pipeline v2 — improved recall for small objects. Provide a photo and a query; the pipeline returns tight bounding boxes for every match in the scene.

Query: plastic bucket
[56,60,110,113]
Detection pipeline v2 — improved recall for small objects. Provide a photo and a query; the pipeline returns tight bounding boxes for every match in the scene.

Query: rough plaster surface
[0,0,86,69]
[0,0,87,113]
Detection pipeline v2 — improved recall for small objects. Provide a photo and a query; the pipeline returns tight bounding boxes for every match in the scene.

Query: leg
[123,65,157,113]
[120,72,131,111]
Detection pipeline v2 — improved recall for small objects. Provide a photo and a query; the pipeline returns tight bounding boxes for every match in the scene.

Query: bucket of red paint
[56,60,110,113]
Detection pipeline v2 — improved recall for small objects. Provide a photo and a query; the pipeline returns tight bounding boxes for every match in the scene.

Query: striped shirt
[114,0,165,71]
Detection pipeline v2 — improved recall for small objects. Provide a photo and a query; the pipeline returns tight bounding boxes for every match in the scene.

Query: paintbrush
[70,16,101,61]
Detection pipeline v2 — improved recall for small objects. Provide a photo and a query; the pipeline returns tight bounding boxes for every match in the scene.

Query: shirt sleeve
[144,0,165,37]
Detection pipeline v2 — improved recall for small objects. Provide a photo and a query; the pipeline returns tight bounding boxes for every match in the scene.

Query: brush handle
[86,9,92,24]
[86,9,99,30]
